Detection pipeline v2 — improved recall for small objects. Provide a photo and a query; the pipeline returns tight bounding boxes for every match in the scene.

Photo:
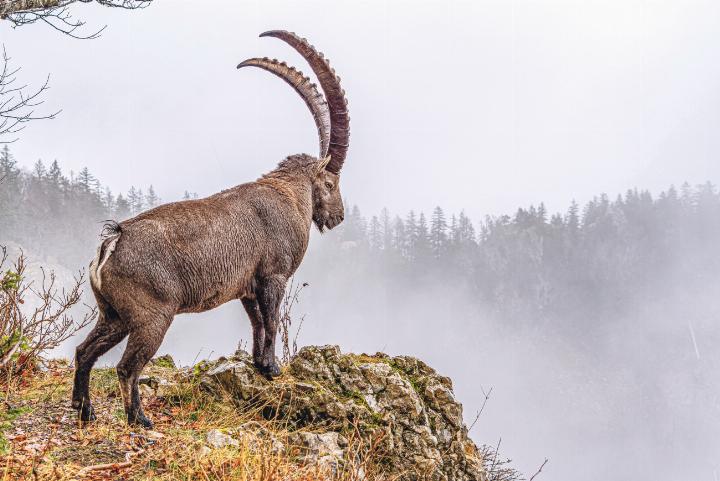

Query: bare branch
[279,278,309,364]
[528,459,548,481]
[468,385,493,433]
[1,1,151,39]
[0,46,59,143]
[479,437,526,481]
[0,247,96,375]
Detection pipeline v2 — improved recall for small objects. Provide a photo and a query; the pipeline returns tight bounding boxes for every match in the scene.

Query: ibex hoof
[258,362,281,380]
[129,413,154,430]
[79,404,96,423]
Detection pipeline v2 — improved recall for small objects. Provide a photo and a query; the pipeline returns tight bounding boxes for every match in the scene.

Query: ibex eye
[325,182,333,190]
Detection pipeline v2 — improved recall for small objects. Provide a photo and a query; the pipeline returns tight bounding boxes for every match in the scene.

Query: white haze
[3,0,720,218]
[3,1,720,481]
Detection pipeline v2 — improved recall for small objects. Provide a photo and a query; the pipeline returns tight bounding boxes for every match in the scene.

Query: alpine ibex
[71,31,350,428]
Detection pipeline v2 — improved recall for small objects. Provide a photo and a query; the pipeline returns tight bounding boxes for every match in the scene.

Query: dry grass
[0,360,383,481]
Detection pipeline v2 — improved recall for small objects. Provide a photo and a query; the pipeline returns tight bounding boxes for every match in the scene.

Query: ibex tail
[89,221,122,292]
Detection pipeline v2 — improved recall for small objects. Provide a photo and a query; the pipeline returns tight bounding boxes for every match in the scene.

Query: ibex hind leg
[72,301,128,423]
[116,314,172,429]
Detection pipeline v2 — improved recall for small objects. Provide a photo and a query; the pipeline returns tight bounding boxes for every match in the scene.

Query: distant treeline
[1,144,719,324]
[0,145,196,266]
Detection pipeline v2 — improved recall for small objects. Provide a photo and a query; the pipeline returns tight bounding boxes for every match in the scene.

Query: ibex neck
[257,174,314,228]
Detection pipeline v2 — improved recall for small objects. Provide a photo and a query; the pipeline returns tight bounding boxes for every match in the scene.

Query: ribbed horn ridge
[238,57,331,158]
[259,30,350,174]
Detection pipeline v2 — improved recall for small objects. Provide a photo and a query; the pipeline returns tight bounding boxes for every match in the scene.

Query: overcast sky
[3,0,720,220]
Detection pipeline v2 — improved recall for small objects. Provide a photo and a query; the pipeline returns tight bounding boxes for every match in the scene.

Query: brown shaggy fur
[71,154,343,428]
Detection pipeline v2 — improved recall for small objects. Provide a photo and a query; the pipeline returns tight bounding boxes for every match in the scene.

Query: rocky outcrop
[197,345,487,481]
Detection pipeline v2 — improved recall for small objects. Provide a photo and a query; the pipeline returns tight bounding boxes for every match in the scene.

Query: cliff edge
[199,345,486,481]
[0,346,491,480]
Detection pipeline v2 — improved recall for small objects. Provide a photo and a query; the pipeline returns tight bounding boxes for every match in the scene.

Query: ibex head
[311,155,344,231]
[238,30,350,232]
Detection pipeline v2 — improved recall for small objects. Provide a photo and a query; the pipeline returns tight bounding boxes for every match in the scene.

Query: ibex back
[72,30,351,428]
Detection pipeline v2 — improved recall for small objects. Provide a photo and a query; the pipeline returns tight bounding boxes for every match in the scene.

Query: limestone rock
[289,431,347,472]
[198,345,487,481]
[138,374,181,400]
[206,429,239,449]
[237,421,286,454]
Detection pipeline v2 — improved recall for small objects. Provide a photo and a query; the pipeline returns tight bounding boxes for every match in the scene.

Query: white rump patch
[90,235,120,291]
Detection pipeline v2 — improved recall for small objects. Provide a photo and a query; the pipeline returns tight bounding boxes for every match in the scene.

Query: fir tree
[145,185,159,209]
[430,206,448,259]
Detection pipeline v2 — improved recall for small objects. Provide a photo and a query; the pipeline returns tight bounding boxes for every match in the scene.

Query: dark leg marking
[241,298,265,368]
[72,304,128,423]
[116,315,172,429]
[256,275,286,379]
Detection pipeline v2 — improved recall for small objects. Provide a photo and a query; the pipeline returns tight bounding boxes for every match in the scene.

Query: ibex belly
[178,270,256,314]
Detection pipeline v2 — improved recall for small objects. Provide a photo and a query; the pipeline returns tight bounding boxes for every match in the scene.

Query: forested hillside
[1,143,719,328]
[319,181,720,326]
[0,145,187,266]
[3,146,720,481]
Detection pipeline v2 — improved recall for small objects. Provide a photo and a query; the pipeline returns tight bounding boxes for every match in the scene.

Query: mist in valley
[2,151,719,480]
[2,1,720,480]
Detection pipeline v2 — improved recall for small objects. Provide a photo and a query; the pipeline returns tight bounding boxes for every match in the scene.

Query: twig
[528,458,548,481]
[490,437,501,474]
[76,448,145,476]
[468,385,493,433]
[0,46,59,143]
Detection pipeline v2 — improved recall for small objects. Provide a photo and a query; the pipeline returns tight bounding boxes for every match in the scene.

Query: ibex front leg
[256,275,286,378]
[241,298,265,368]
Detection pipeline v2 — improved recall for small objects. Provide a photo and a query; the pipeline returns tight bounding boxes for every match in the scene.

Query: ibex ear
[315,155,331,174]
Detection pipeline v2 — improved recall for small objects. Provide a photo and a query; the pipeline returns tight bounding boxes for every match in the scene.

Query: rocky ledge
[189,345,487,481]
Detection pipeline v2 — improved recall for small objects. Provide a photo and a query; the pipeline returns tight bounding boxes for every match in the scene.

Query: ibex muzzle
[71,31,350,428]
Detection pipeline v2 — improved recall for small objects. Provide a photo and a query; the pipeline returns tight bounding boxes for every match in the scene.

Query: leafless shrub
[1,0,151,39]
[0,246,96,377]
[480,440,524,481]
[0,46,58,143]
[279,278,308,365]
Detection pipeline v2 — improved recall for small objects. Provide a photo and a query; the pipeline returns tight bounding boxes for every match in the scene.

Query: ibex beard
[71,30,350,429]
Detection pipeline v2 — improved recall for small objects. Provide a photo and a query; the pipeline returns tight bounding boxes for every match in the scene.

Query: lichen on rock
[197,345,487,481]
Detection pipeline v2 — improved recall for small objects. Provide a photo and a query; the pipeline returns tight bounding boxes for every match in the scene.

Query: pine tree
[77,167,95,192]
[103,187,116,211]
[566,200,579,232]
[33,160,47,178]
[368,215,382,250]
[538,202,548,224]
[0,145,18,180]
[145,185,159,209]
[457,211,476,245]
[416,212,431,259]
[392,216,406,256]
[405,210,418,254]
[115,193,131,219]
[680,182,693,208]
[430,206,447,258]
[343,205,367,242]
[0,145,21,234]
[380,207,392,251]
[449,214,458,245]
[48,160,63,184]
[127,186,144,214]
